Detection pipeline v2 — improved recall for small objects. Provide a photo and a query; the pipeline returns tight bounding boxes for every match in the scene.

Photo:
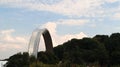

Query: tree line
[5,33,120,67]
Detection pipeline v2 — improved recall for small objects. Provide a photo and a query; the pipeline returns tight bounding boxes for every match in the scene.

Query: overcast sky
[0,0,120,59]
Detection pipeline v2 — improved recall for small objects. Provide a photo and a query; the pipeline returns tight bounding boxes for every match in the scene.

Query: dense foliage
[5,33,120,67]
[54,38,108,66]
[6,52,29,67]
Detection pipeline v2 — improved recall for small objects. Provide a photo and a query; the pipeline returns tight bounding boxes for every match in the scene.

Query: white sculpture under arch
[28,28,53,59]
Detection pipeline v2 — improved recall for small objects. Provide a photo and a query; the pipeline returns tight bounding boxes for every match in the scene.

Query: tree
[93,35,109,66]
[54,45,64,60]
[37,51,58,64]
[6,52,29,67]
[109,33,120,65]
[5,32,120,67]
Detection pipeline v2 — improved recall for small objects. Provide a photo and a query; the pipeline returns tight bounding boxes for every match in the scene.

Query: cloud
[1,0,120,59]
[112,13,120,20]
[0,0,120,18]
[105,0,118,3]
[0,29,28,59]
[57,19,89,26]
[89,24,97,28]
[0,19,87,58]
[0,29,27,44]
[115,27,120,30]
[0,0,108,17]
[0,29,14,34]
[41,19,89,27]
[42,22,87,46]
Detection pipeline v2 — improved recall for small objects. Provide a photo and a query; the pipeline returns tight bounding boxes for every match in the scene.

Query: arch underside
[28,28,53,58]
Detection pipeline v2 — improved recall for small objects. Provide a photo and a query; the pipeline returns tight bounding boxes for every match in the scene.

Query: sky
[0,0,120,59]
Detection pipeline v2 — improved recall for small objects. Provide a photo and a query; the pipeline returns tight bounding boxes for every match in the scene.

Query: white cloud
[89,24,97,28]
[40,19,89,27]
[0,19,87,58]
[105,0,118,3]
[0,0,120,18]
[0,29,28,59]
[0,29,27,44]
[115,27,120,30]
[57,19,89,26]
[42,22,87,46]
[112,13,120,20]
[42,22,56,34]
[0,0,106,17]
[0,29,14,34]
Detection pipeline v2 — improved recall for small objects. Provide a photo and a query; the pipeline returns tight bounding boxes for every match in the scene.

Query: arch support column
[42,29,53,53]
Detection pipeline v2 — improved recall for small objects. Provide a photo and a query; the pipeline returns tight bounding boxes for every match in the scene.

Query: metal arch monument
[28,28,53,59]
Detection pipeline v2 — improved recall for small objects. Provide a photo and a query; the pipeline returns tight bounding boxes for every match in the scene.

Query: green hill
[5,33,120,67]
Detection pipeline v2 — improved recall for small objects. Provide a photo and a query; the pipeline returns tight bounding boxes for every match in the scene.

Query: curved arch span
[28,28,53,58]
